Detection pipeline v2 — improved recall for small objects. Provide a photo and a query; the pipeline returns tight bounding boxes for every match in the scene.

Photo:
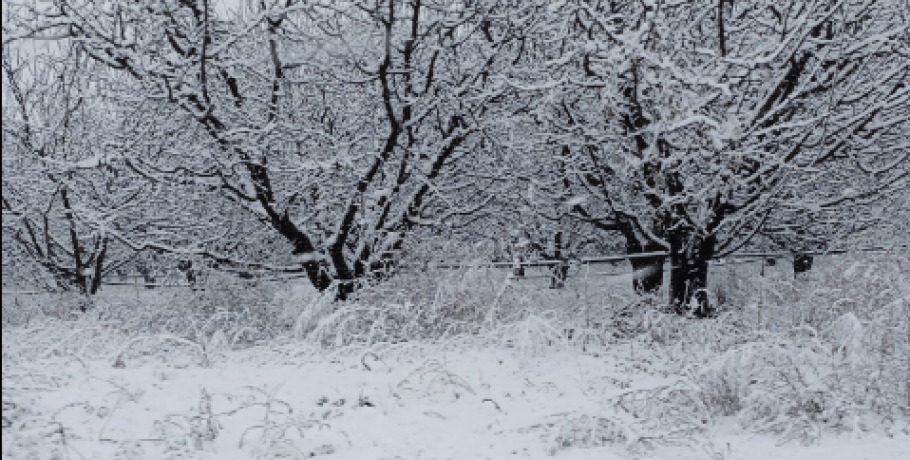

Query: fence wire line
[425,244,906,269]
[2,245,906,295]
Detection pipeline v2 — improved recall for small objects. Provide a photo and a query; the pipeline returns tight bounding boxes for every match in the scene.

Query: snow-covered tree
[5,1,906,312]
[520,0,908,315]
[4,0,549,299]
[1,49,142,295]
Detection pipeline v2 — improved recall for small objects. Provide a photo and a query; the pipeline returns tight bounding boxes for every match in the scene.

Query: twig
[361,351,380,371]
[482,398,502,412]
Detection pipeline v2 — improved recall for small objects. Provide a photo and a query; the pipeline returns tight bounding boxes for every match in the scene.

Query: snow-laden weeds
[304,252,910,451]
[689,300,910,445]
[2,252,908,458]
[640,252,910,447]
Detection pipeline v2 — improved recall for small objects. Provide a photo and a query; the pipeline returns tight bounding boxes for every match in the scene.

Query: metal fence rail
[2,245,906,295]
[427,244,907,269]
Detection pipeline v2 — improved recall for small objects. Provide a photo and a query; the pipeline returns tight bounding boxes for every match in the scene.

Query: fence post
[512,255,525,277]
[793,254,813,278]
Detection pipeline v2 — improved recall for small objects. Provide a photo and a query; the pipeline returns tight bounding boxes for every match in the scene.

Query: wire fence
[2,245,906,296]
[427,244,906,271]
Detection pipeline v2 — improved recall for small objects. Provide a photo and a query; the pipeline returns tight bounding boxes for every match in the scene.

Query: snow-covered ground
[4,255,909,459]
[4,332,908,459]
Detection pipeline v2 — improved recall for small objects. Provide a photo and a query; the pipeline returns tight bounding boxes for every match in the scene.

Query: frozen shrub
[656,252,910,444]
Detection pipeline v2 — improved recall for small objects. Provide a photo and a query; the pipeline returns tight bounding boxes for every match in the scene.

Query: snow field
[3,252,909,459]
[4,336,909,460]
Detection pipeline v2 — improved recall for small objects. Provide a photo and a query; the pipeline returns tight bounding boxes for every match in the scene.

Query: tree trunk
[550,231,567,289]
[629,253,665,295]
[669,232,716,317]
[88,239,107,295]
[625,236,666,295]
[617,217,666,296]
[334,279,356,302]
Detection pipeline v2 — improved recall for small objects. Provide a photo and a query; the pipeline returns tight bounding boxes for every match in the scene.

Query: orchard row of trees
[3,0,908,315]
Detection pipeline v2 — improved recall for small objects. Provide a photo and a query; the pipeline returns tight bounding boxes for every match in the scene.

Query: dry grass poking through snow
[278,251,910,453]
[2,252,909,459]
[686,252,910,445]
